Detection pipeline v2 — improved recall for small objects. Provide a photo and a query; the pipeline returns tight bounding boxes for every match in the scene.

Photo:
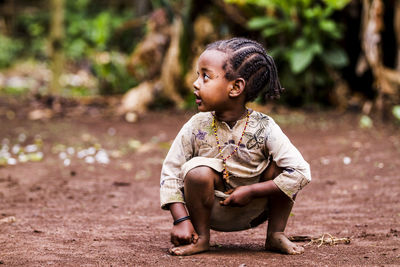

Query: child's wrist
[173,215,191,225]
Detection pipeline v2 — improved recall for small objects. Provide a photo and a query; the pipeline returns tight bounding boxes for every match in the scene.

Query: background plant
[6,0,138,95]
[0,34,23,69]
[226,0,350,106]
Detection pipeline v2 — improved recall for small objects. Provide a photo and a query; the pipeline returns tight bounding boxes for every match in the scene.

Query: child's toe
[289,245,304,255]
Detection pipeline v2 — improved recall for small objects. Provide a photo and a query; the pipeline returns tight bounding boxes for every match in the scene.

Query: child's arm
[220,180,283,206]
[160,117,199,245]
[160,119,194,210]
[262,119,311,200]
[169,203,199,246]
[222,117,311,206]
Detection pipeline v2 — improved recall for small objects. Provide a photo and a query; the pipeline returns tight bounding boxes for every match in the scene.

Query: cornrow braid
[205,37,284,102]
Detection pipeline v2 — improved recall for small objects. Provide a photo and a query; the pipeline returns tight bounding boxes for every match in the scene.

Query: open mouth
[194,93,202,105]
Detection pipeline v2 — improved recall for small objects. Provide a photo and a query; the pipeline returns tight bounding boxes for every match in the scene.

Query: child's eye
[203,73,210,81]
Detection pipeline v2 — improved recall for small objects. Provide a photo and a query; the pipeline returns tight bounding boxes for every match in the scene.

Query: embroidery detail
[284,167,295,173]
[248,112,270,129]
[244,128,265,150]
[195,130,207,140]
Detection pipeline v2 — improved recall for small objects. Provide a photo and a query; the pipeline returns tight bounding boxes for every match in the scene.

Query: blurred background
[0,0,399,121]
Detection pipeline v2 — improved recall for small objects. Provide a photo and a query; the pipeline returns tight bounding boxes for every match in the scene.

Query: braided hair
[206,37,284,102]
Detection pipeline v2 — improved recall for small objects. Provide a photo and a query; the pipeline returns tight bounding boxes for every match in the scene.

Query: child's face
[193,50,233,113]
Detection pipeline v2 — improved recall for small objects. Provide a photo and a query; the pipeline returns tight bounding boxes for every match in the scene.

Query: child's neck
[215,106,247,128]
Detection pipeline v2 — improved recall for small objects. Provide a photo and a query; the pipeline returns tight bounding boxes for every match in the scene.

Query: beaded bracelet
[173,216,191,225]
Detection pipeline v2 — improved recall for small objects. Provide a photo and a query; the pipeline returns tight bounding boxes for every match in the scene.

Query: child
[160,37,311,256]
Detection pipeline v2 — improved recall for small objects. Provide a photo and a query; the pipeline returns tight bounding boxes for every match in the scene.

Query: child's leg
[262,162,304,254]
[169,166,223,256]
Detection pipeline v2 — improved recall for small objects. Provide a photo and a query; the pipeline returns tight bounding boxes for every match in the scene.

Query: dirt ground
[0,97,399,266]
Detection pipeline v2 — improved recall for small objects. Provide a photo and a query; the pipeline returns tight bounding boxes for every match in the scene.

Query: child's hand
[170,220,199,246]
[219,185,253,207]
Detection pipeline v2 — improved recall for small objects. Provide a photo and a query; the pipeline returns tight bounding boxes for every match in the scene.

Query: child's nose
[193,78,200,90]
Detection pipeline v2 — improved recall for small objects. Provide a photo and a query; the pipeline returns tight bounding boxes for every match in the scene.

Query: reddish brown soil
[1,100,399,266]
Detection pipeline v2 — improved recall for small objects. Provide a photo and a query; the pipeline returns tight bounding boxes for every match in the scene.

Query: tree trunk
[395,0,400,71]
[0,0,16,35]
[360,0,400,117]
[49,0,65,95]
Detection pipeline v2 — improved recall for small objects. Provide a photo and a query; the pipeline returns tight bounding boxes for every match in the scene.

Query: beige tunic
[160,110,311,209]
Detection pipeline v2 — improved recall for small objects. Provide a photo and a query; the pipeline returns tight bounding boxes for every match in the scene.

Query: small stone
[18,154,28,163]
[59,152,67,160]
[12,145,21,155]
[95,150,110,164]
[7,158,17,165]
[85,156,95,164]
[77,150,87,159]
[67,147,75,155]
[25,144,38,153]
[343,157,351,165]
[86,147,96,155]
[63,158,71,166]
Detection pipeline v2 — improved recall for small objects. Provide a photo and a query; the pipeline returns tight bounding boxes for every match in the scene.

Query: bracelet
[173,216,191,225]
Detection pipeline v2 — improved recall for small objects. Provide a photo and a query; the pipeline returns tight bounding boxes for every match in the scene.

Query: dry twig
[289,233,351,247]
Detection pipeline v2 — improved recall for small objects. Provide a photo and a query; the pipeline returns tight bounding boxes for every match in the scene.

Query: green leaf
[248,17,277,30]
[323,0,351,10]
[319,19,342,39]
[310,43,323,55]
[321,48,348,67]
[289,48,315,73]
[294,38,308,49]
[261,27,281,37]
[319,19,336,33]
[67,39,87,59]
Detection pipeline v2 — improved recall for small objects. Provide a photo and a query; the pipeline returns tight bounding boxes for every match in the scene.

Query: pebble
[7,158,17,165]
[85,156,95,164]
[343,156,351,165]
[63,158,71,166]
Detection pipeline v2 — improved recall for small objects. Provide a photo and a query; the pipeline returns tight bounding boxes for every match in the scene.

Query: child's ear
[229,78,245,98]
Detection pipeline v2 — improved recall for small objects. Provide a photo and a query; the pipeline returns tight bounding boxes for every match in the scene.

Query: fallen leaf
[0,216,16,224]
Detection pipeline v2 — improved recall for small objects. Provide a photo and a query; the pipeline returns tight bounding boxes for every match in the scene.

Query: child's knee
[184,166,218,186]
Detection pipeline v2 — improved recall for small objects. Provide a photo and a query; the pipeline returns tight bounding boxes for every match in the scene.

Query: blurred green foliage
[0,34,23,68]
[2,86,30,96]
[65,0,130,59]
[92,51,136,95]
[15,9,48,58]
[5,0,138,95]
[226,0,350,106]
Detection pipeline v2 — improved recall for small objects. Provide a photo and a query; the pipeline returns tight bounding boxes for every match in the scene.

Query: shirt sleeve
[264,118,311,200]
[160,119,194,210]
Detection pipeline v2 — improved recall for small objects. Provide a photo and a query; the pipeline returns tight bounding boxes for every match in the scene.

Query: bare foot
[265,232,304,255]
[169,237,210,256]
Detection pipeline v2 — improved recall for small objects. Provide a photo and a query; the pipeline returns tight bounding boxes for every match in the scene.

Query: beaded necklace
[212,109,250,182]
